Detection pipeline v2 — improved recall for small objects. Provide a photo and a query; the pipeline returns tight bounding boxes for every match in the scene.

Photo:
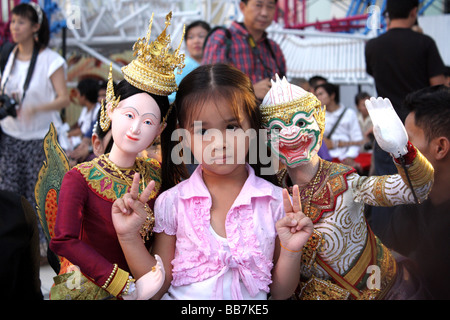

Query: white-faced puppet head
[260,75,325,167]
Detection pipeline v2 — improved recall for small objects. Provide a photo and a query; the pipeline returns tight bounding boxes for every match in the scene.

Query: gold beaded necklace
[302,159,323,217]
[101,154,155,242]
[101,154,146,190]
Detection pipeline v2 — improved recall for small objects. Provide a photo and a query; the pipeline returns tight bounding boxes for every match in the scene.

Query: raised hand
[277,185,313,253]
[112,172,155,240]
[365,97,408,158]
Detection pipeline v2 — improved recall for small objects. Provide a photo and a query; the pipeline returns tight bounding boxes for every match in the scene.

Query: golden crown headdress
[260,75,325,135]
[122,12,186,96]
[100,63,121,131]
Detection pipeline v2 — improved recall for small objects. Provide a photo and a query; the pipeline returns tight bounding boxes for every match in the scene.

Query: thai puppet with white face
[260,75,434,300]
[262,75,325,167]
[49,12,185,300]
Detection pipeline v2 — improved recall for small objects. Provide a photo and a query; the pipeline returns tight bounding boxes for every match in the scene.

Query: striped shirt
[202,21,286,84]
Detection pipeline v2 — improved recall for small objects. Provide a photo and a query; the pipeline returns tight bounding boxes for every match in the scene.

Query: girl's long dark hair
[161,63,277,192]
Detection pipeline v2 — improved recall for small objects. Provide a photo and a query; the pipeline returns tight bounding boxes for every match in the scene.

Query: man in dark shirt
[381,85,450,299]
[202,0,286,101]
[365,0,445,124]
[364,0,445,240]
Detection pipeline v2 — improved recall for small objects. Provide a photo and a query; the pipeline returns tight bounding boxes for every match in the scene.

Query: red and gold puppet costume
[48,12,185,300]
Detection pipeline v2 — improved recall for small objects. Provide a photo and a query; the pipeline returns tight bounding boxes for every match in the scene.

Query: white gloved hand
[122,254,165,300]
[365,97,408,158]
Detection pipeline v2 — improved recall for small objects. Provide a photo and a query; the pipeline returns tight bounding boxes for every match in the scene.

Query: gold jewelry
[140,203,155,243]
[303,160,323,217]
[101,154,146,191]
[122,12,186,96]
[106,268,130,297]
[102,264,118,289]
[100,63,121,131]
[161,103,174,126]
[102,155,155,242]
[121,276,135,296]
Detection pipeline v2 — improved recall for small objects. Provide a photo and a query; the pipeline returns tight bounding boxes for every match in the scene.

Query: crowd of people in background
[1,0,450,301]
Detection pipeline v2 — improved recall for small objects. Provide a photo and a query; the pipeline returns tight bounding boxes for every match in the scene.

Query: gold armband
[394,147,434,189]
[103,265,130,297]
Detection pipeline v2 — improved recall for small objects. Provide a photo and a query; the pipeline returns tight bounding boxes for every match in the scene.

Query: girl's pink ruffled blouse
[154,165,285,299]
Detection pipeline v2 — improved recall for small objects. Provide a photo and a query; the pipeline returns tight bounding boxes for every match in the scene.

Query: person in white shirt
[355,91,374,152]
[315,83,364,170]
[66,78,101,165]
[0,2,69,258]
[0,3,70,257]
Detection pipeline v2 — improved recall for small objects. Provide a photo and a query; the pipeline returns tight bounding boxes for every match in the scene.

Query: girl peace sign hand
[276,185,313,253]
[112,173,155,241]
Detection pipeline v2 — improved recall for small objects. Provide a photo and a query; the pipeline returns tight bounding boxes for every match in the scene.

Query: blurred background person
[65,78,100,166]
[315,82,363,171]
[0,3,69,260]
[354,91,374,175]
[308,75,327,93]
[202,0,286,101]
[168,20,210,103]
[97,79,107,104]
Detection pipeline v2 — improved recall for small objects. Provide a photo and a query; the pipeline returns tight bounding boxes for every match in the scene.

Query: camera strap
[327,108,347,140]
[20,44,39,103]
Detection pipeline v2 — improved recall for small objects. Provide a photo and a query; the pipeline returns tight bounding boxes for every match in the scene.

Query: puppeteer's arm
[392,141,434,202]
[351,97,434,206]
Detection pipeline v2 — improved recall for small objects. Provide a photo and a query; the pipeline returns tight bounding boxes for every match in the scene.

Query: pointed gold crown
[260,75,325,134]
[122,12,186,96]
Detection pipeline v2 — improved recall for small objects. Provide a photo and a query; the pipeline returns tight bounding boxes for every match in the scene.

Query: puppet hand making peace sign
[112,173,165,300]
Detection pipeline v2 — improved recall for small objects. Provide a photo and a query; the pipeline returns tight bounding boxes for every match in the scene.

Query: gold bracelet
[102,264,118,289]
[121,277,135,296]
[139,203,155,243]
[106,268,130,297]
[280,242,302,253]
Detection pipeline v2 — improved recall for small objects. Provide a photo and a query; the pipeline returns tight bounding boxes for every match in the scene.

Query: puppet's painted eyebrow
[119,106,158,119]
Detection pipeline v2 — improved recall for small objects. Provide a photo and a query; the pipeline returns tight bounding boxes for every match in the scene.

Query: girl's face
[184,98,252,176]
[10,14,39,44]
[186,25,208,61]
[108,93,161,157]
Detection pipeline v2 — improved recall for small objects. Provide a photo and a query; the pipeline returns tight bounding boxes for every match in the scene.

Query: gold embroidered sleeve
[350,152,433,207]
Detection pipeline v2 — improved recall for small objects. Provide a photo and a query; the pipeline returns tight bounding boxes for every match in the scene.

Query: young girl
[112,64,313,300]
